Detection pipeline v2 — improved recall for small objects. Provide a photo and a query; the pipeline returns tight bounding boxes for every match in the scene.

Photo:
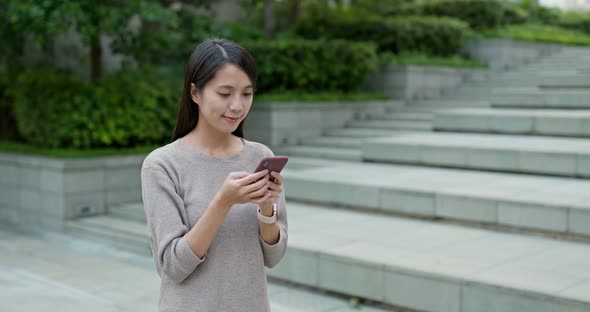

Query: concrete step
[451,87,534,97]
[362,132,590,177]
[367,112,433,122]
[500,70,585,77]
[65,199,590,311]
[466,76,590,88]
[408,99,491,110]
[324,128,401,138]
[491,72,590,82]
[434,94,492,102]
[302,136,363,149]
[108,202,146,223]
[65,216,151,256]
[1,228,392,312]
[270,202,590,312]
[493,91,590,109]
[347,120,432,131]
[278,146,361,161]
[519,63,590,70]
[433,108,590,137]
[522,61,590,68]
[284,160,590,237]
[268,282,391,312]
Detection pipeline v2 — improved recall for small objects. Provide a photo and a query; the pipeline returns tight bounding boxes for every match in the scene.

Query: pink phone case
[254,156,289,173]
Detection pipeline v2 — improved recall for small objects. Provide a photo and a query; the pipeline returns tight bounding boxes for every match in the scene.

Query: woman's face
[191,63,254,135]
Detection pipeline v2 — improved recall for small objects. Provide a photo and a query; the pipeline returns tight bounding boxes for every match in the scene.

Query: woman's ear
[190,83,200,105]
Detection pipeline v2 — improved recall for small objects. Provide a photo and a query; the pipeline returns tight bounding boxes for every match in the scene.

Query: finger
[238,170,268,186]
[253,192,272,205]
[270,171,283,185]
[269,188,280,197]
[248,182,270,199]
[243,176,270,194]
[267,183,283,193]
[230,171,249,180]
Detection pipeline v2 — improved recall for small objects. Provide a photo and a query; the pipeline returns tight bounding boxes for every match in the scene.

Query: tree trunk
[264,0,275,40]
[90,34,102,82]
[287,0,301,26]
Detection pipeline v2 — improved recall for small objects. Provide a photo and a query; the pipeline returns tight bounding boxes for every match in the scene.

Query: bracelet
[257,203,277,224]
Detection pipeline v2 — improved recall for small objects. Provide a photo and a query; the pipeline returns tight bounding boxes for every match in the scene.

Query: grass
[254,91,390,102]
[0,139,158,158]
[479,23,590,46]
[379,53,488,68]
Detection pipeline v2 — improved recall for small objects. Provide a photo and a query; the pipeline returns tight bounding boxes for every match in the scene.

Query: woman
[141,38,288,311]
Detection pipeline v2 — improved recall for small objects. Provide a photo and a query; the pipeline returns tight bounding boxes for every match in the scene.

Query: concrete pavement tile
[498,202,568,232]
[376,223,487,253]
[267,247,319,286]
[469,265,584,296]
[509,244,590,280]
[569,205,590,236]
[269,285,349,311]
[384,270,461,312]
[462,283,555,312]
[558,279,590,302]
[428,232,557,264]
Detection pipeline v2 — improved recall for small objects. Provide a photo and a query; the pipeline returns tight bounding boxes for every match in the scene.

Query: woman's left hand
[256,171,284,211]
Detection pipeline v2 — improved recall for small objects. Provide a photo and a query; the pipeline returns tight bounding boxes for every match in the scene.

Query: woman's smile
[222,115,240,123]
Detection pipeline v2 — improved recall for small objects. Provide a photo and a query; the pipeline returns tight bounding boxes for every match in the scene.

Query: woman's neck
[184,122,239,157]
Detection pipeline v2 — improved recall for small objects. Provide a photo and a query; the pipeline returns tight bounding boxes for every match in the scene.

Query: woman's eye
[218,93,230,97]
[243,93,253,96]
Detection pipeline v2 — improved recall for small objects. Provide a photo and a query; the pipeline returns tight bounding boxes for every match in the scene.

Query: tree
[1,0,177,82]
[264,0,276,39]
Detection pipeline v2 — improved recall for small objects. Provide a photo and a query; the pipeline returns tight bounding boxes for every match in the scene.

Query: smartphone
[254,156,289,174]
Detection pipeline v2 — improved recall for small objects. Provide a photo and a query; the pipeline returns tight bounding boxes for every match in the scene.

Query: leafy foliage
[402,0,528,30]
[479,23,590,46]
[245,40,378,93]
[379,52,488,68]
[296,14,471,56]
[10,68,180,149]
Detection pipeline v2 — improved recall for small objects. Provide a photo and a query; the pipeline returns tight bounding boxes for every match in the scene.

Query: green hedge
[10,68,180,149]
[379,52,488,68]
[0,139,158,158]
[480,24,590,46]
[405,0,528,30]
[295,15,471,56]
[559,12,590,35]
[246,40,378,93]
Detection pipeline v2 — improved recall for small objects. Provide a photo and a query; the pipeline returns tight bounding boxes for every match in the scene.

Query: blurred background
[2,0,590,311]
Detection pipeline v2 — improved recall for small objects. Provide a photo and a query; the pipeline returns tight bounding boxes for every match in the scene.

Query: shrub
[408,0,528,30]
[10,68,180,149]
[379,52,488,68]
[559,12,590,35]
[479,24,590,46]
[245,40,378,93]
[295,15,471,56]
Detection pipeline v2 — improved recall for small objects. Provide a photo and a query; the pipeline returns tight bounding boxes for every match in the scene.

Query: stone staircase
[65,46,590,311]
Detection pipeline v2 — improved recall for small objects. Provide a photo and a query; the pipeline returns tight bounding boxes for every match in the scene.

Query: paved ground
[0,227,391,312]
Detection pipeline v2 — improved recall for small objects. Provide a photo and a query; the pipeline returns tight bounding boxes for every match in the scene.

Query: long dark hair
[171,38,258,142]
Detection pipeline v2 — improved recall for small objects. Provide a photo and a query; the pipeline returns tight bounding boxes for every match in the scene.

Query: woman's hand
[257,171,284,212]
[216,170,270,206]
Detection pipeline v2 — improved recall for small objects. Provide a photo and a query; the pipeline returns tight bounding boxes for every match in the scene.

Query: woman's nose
[229,97,243,112]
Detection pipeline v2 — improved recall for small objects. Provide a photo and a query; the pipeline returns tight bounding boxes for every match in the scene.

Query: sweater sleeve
[259,188,288,268]
[141,166,205,283]
[258,145,289,268]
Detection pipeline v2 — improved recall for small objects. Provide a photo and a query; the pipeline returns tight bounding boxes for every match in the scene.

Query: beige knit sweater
[141,138,288,311]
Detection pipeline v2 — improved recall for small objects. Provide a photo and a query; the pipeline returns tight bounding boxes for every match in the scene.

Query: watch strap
[257,203,277,224]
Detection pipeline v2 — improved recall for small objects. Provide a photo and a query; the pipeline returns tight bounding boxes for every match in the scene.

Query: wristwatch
[257,203,277,224]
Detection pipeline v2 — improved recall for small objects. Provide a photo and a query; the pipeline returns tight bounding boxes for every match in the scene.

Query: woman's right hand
[216,170,270,206]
